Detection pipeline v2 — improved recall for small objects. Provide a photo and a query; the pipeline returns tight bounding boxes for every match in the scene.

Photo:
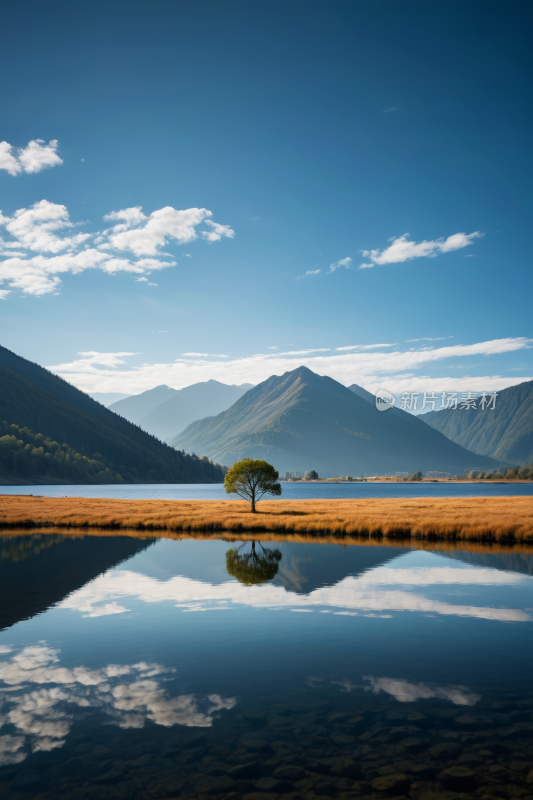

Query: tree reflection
[225,541,282,585]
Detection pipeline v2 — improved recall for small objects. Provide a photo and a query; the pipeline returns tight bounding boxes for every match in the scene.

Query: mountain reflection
[0,644,237,766]
[0,534,155,632]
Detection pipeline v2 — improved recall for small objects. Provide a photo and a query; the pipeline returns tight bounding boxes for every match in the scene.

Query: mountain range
[421,379,533,465]
[109,380,253,441]
[172,366,501,477]
[0,345,225,485]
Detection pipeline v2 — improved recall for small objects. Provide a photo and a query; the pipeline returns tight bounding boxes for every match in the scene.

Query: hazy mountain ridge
[109,385,178,422]
[111,380,253,442]
[173,366,500,476]
[0,345,225,485]
[421,379,533,465]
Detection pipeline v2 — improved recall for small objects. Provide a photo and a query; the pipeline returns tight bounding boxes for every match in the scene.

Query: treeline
[465,464,533,480]
[0,420,226,484]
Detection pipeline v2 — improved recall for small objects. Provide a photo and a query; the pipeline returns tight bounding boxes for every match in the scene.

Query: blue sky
[0,0,531,401]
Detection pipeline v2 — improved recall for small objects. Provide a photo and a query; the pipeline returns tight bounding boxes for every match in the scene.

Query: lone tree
[224,458,281,512]
[226,541,282,584]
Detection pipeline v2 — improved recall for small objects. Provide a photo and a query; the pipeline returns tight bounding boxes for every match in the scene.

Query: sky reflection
[58,562,533,623]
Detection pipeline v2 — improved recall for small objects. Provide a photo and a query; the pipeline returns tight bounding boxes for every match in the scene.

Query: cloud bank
[0,140,63,176]
[47,336,533,394]
[0,200,234,296]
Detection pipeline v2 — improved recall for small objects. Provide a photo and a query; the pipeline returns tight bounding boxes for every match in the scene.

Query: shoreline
[1,495,532,544]
[1,525,532,554]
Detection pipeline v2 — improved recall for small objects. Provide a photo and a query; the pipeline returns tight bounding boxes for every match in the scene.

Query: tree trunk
[251,495,256,513]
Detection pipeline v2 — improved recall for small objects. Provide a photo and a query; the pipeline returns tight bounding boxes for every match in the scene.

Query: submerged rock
[439,765,477,791]
[371,772,410,794]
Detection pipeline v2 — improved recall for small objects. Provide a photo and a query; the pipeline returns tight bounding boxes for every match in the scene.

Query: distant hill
[0,345,225,485]
[421,379,533,465]
[130,380,251,442]
[109,385,178,422]
[172,366,500,477]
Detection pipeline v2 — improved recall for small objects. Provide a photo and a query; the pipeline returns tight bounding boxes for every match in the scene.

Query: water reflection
[0,534,154,631]
[0,644,236,765]
[1,532,533,799]
[225,541,282,584]
[56,561,532,621]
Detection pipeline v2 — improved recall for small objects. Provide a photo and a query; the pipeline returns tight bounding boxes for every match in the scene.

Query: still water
[1,482,533,500]
[0,532,532,799]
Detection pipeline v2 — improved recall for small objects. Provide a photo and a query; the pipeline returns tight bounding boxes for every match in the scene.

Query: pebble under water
[0,533,532,800]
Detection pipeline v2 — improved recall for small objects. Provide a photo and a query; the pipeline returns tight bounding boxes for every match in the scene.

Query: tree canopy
[224,458,281,512]
[225,541,282,584]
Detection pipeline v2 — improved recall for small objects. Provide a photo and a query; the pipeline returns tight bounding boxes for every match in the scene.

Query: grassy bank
[1,495,532,543]
[2,526,532,554]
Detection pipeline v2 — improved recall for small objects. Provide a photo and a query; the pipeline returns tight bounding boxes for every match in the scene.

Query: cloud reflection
[0,645,236,765]
[327,676,480,705]
[363,676,481,706]
[58,566,533,623]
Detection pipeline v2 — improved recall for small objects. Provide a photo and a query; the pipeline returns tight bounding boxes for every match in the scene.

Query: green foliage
[225,541,282,584]
[305,470,319,480]
[405,471,423,481]
[224,458,281,512]
[0,421,124,483]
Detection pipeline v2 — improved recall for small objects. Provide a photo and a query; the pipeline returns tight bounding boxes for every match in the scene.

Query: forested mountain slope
[422,379,533,465]
[173,366,500,477]
[0,345,225,484]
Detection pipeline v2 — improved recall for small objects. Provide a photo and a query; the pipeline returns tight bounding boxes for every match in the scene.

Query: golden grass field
[1,495,532,544]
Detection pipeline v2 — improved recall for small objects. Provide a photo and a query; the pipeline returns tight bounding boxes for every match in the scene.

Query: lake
[1,481,533,500]
[0,531,532,798]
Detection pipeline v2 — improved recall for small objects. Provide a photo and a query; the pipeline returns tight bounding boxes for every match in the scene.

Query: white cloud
[17,140,63,174]
[1,200,90,253]
[328,256,352,273]
[47,337,532,394]
[406,337,451,342]
[336,344,397,351]
[358,263,374,269]
[50,352,138,372]
[0,200,232,296]
[297,269,321,279]
[0,289,10,299]
[105,206,233,255]
[103,206,147,229]
[202,220,235,242]
[0,143,22,176]
[0,139,63,176]
[360,231,483,268]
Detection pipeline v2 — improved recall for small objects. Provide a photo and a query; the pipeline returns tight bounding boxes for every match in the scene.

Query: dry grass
[1,495,532,544]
